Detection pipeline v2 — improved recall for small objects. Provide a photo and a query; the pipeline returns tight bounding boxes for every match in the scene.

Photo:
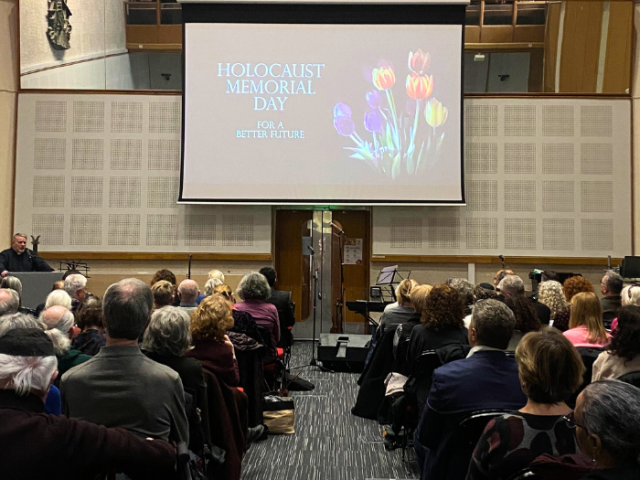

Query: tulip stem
[386,90,401,152]
[409,100,420,173]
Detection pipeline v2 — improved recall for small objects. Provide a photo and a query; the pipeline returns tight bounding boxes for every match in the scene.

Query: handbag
[262,395,295,434]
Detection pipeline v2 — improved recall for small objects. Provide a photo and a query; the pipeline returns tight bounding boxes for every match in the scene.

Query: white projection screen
[181,4,466,205]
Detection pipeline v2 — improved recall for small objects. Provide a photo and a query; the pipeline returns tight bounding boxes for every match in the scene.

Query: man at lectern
[0,233,54,277]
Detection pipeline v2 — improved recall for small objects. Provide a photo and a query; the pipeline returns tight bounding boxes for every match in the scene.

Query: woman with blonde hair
[537,280,570,328]
[376,279,420,337]
[185,295,239,386]
[563,292,611,348]
[151,280,175,310]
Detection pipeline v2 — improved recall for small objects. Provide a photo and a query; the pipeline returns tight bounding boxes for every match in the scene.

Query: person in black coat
[0,233,54,277]
[259,267,295,347]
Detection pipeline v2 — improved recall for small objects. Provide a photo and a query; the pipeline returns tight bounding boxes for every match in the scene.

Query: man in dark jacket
[0,233,54,277]
[600,270,623,328]
[415,299,527,480]
[259,267,295,347]
[0,328,177,480]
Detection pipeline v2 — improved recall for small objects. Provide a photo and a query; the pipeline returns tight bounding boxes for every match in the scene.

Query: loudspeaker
[317,333,371,373]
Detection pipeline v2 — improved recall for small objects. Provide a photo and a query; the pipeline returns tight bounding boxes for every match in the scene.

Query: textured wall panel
[108,214,140,246]
[32,214,64,246]
[110,101,143,134]
[542,144,574,174]
[72,139,104,170]
[109,177,141,208]
[465,143,498,174]
[504,105,536,137]
[110,139,142,171]
[504,143,536,174]
[542,105,574,137]
[34,138,66,170]
[390,217,422,249]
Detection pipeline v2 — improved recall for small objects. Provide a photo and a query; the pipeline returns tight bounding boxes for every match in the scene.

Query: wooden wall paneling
[465,26,481,44]
[559,2,603,93]
[159,25,182,44]
[602,2,633,93]
[331,210,371,325]
[274,210,312,323]
[528,49,545,92]
[513,25,546,43]
[544,3,562,92]
[480,26,515,44]
[126,25,159,45]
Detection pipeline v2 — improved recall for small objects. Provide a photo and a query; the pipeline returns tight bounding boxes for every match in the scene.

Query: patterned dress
[466,412,580,480]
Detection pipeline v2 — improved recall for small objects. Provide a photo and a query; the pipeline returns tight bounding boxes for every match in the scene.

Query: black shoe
[247,424,269,444]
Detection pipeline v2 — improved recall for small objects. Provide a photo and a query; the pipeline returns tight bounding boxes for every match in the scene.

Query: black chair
[256,325,284,392]
[567,346,605,408]
[603,310,617,330]
[618,370,640,388]
[505,350,516,358]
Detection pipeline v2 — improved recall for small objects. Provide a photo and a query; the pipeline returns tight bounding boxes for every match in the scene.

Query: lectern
[12,272,64,309]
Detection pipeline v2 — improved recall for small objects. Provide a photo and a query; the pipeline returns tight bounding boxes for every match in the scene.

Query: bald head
[0,288,19,316]
[40,306,75,335]
[178,280,199,304]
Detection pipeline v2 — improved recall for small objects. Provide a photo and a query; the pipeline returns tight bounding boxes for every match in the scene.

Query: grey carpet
[241,342,419,480]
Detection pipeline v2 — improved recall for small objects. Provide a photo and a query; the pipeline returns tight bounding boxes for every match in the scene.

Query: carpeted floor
[241,342,419,480]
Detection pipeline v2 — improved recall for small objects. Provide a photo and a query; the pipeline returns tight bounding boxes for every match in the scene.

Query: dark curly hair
[562,276,594,302]
[420,284,464,330]
[474,285,498,302]
[608,305,640,363]
[150,269,177,287]
[505,296,541,334]
[76,304,103,330]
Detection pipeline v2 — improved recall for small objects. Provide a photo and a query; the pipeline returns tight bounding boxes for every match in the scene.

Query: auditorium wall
[0,0,18,245]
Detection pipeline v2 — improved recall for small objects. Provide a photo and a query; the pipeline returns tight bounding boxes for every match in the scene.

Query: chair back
[457,409,511,449]
[412,350,442,378]
[255,325,276,358]
[618,370,640,389]
[602,310,616,330]
[567,347,605,408]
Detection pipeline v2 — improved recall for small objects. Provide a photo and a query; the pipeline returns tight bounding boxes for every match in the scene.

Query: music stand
[375,265,406,303]
[621,257,640,280]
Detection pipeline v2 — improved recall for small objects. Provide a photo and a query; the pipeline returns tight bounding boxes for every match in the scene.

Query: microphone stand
[187,254,193,279]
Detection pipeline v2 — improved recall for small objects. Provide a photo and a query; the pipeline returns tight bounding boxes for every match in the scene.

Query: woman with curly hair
[563,292,611,348]
[553,276,595,331]
[504,295,541,350]
[407,284,469,363]
[185,295,239,386]
[592,305,640,381]
[537,280,570,329]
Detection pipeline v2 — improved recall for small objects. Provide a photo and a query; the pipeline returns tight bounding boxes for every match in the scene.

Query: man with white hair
[0,328,177,478]
[0,288,19,316]
[498,274,551,325]
[177,279,200,315]
[64,274,87,312]
[0,233,54,278]
[40,306,91,380]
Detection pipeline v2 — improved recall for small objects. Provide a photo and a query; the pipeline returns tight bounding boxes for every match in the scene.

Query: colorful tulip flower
[406,73,433,100]
[364,110,383,133]
[366,90,382,109]
[334,116,355,137]
[425,98,448,129]
[333,102,352,119]
[372,66,396,91]
[408,49,431,75]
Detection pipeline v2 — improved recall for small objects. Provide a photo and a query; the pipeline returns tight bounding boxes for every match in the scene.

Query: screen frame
[180,3,466,205]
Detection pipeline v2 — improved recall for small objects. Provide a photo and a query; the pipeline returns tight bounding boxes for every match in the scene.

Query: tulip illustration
[408,49,431,75]
[366,90,382,109]
[372,66,396,91]
[333,102,352,119]
[406,73,433,101]
[364,110,383,133]
[425,98,448,131]
[333,116,355,137]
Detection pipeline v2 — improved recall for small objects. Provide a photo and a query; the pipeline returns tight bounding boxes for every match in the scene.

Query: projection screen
[181,4,465,205]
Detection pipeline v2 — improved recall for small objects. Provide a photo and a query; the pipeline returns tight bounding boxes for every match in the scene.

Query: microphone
[187,254,193,279]
[498,255,505,269]
[329,222,345,234]
[307,245,315,255]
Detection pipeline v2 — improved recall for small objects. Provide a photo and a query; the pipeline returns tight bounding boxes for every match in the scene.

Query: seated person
[592,306,640,381]
[499,274,549,328]
[609,285,640,331]
[0,288,19,316]
[407,284,469,364]
[215,284,262,343]
[555,276,596,332]
[415,300,527,479]
[0,233,54,277]
[151,280,175,310]
[538,280,570,329]
[377,278,419,338]
[40,306,91,379]
[71,301,106,356]
[61,279,188,445]
[599,270,623,325]
[235,272,280,364]
[177,279,200,315]
[63,274,88,313]
[564,292,611,348]
[574,381,640,480]
[467,327,585,480]
[0,328,176,479]
[185,296,239,387]
[0,276,31,315]
[198,269,225,305]
[446,277,475,316]
[463,285,498,328]
[259,266,295,347]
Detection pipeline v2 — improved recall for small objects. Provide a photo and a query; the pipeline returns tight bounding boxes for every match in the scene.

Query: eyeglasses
[563,411,586,430]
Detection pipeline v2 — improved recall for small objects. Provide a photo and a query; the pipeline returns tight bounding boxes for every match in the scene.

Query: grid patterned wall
[15,94,271,253]
[373,99,632,258]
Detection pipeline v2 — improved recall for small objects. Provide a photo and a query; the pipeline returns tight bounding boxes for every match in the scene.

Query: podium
[12,272,63,309]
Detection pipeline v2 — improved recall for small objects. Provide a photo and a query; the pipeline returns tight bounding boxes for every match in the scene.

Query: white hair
[0,276,22,299]
[64,274,87,298]
[45,290,72,310]
[498,275,525,296]
[204,278,223,296]
[208,270,225,282]
[178,279,199,303]
[621,285,640,307]
[40,307,75,334]
[0,313,44,337]
[44,329,71,356]
[0,289,19,316]
[0,354,57,396]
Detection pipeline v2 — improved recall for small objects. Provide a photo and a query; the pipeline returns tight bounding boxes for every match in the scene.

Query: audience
[600,270,623,323]
[34,280,65,315]
[464,284,499,327]
[216,284,262,343]
[494,269,515,288]
[204,278,222,297]
[151,280,175,310]
[467,327,585,480]
[61,278,189,445]
[499,274,550,326]
[235,272,280,364]
[557,276,595,331]
[446,277,475,315]
[177,279,200,315]
[564,292,611,348]
[407,284,469,363]
[40,306,91,378]
[610,285,640,331]
[376,278,419,339]
[592,306,640,381]
[415,300,526,479]
[259,266,296,347]
[0,328,177,479]
[44,289,72,310]
[186,295,239,387]
[538,280,570,328]
[0,288,19,316]
[71,303,105,356]
[574,381,640,480]
[150,268,177,287]
[1,276,22,304]
[63,274,87,312]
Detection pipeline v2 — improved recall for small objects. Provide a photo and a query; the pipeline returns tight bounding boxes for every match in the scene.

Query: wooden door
[274,210,313,323]
[331,210,371,331]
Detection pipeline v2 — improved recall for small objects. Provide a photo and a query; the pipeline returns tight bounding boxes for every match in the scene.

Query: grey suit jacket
[61,345,189,444]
